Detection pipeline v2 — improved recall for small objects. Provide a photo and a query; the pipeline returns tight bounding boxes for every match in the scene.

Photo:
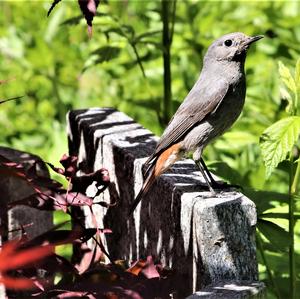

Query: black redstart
[129,32,263,214]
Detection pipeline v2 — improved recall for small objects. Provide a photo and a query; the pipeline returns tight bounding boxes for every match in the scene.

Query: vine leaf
[260,116,300,177]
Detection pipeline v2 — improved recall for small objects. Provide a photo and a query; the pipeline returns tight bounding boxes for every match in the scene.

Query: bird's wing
[145,78,229,169]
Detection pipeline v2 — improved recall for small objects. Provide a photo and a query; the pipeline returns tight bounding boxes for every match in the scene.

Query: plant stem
[256,233,281,299]
[288,154,298,299]
[170,0,177,44]
[131,43,146,78]
[291,158,300,194]
[161,0,173,126]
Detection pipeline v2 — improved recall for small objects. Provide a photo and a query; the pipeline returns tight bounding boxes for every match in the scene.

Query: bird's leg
[193,148,214,193]
[195,159,216,195]
[200,158,219,186]
[200,158,241,190]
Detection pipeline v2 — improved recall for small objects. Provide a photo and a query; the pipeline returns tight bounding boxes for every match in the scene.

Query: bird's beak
[242,35,264,48]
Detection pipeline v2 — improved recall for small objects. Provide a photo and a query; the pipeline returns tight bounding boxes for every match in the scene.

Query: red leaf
[127,256,160,279]
[103,292,119,299]
[47,155,78,178]
[57,291,95,298]
[0,275,36,290]
[75,244,100,274]
[8,190,94,212]
[0,162,27,180]
[78,0,100,36]
[0,241,54,272]
[39,254,78,274]
[71,168,110,195]
[141,256,160,279]
[8,191,58,211]
[0,159,61,191]
[64,192,93,207]
[46,162,65,176]
[126,259,147,276]
[60,154,78,177]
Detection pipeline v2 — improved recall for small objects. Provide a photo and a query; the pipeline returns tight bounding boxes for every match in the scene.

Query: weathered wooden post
[68,107,265,298]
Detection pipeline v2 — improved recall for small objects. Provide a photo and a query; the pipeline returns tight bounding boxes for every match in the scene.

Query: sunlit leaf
[260,116,300,177]
[132,30,161,44]
[259,212,300,221]
[278,61,296,94]
[278,61,297,114]
[243,189,288,214]
[257,219,290,252]
[83,46,121,72]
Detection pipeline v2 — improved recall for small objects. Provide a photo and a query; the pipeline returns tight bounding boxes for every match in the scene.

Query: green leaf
[82,46,121,72]
[243,189,288,214]
[206,161,244,185]
[45,5,65,43]
[125,97,160,111]
[60,15,83,26]
[216,131,258,151]
[257,219,290,252]
[259,212,300,221]
[260,116,300,177]
[103,27,127,38]
[278,61,296,94]
[90,46,121,59]
[132,30,161,44]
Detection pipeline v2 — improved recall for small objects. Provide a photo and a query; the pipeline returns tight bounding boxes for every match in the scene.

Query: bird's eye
[224,39,233,47]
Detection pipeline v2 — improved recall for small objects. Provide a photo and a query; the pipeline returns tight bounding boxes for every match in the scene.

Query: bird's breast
[183,79,246,152]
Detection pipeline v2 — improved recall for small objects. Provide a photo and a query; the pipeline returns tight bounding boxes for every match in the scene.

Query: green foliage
[260,116,300,178]
[258,219,290,253]
[259,59,300,299]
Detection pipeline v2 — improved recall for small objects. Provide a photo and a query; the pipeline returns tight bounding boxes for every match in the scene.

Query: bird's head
[204,32,263,64]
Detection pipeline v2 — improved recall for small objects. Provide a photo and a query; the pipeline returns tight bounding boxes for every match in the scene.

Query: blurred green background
[1,1,300,298]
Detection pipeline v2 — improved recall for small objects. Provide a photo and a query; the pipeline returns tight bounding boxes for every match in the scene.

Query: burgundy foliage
[0,241,53,290]
[78,0,100,36]
[0,148,175,297]
[47,0,100,36]
[2,154,110,213]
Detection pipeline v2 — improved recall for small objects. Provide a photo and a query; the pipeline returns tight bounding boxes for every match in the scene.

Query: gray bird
[129,32,263,214]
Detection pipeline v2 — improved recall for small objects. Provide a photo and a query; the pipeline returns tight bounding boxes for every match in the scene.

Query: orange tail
[128,143,182,215]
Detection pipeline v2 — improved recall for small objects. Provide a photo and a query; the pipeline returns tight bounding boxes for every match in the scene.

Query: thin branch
[47,0,62,17]
[0,96,24,105]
